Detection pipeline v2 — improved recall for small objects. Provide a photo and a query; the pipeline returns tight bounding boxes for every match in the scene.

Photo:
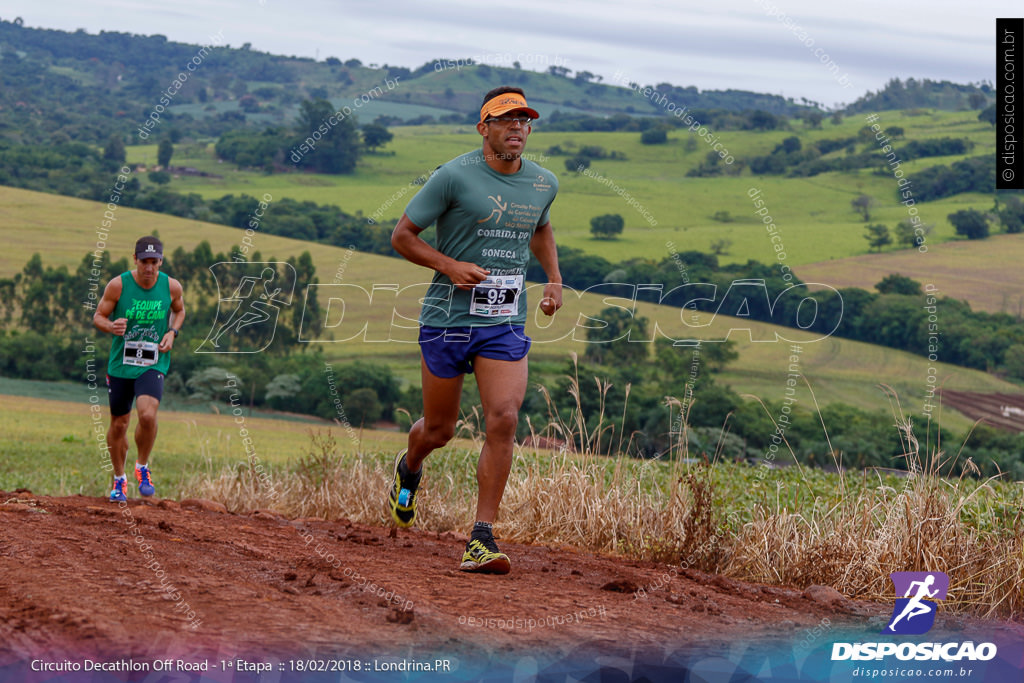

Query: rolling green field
[0,393,407,496]
[124,109,999,268]
[3,185,1020,434]
[796,232,1024,314]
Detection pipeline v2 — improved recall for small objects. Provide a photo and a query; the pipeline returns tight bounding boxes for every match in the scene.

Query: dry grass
[192,379,1023,620]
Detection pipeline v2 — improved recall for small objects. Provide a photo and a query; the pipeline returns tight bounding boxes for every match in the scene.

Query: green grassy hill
[3,185,1019,432]
[129,109,1000,266]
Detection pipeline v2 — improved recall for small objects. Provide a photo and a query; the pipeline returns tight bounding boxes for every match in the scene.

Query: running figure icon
[887,574,940,632]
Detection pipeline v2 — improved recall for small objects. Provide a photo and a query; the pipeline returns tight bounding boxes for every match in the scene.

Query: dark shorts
[107,369,164,417]
[419,324,531,378]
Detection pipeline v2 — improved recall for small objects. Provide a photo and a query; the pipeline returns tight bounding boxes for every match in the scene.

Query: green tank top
[108,271,173,379]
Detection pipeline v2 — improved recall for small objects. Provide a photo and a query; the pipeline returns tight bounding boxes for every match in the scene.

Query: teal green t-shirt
[108,271,172,379]
[404,148,558,327]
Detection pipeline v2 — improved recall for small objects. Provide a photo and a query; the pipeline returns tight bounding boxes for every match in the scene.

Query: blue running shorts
[419,324,531,378]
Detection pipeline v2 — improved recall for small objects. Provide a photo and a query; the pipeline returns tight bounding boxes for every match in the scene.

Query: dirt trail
[1,490,1020,680]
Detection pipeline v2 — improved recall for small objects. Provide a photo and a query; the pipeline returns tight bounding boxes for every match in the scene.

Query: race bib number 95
[123,340,159,367]
[470,275,522,317]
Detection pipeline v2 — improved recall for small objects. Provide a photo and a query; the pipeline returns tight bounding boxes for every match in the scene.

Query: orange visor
[479,92,540,123]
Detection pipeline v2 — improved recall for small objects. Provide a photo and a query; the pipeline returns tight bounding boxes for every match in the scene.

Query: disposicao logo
[831,571,998,663]
[884,571,948,635]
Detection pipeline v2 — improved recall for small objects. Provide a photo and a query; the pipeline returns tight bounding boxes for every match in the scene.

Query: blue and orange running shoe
[135,464,155,497]
[109,478,128,503]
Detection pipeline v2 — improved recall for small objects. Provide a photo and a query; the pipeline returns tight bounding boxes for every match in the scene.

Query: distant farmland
[795,230,1024,315]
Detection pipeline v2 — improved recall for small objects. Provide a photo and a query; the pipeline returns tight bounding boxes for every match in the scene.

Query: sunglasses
[485,116,533,126]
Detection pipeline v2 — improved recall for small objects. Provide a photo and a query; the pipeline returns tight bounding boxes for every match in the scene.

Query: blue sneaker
[109,478,128,503]
[135,465,155,497]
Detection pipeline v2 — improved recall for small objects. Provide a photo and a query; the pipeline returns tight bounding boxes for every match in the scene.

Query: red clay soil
[1,490,1020,673]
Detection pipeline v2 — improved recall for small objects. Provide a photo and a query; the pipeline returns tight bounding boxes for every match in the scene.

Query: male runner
[94,236,185,502]
[388,86,562,574]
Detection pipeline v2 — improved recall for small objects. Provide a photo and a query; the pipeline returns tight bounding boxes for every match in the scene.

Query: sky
[2,0,1010,108]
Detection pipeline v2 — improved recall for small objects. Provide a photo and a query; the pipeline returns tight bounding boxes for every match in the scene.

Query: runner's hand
[445,261,490,291]
[159,331,175,353]
[540,282,562,316]
[111,318,128,336]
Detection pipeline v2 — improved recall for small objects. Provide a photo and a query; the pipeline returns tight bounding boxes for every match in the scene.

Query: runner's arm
[391,213,489,291]
[529,221,562,314]
[93,277,127,336]
[159,277,186,352]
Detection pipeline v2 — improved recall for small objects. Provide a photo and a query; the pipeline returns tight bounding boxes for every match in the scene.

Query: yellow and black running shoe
[387,450,420,528]
[459,537,511,574]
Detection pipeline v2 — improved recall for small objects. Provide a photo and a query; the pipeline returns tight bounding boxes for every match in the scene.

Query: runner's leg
[108,413,131,478]
[404,357,464,472]
[472,355,528,523]
[134,395,159,466]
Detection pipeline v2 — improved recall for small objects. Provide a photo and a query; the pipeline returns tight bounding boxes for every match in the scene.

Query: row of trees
[744,134,973,179]
[524,251,1024,379]
[0,143,396,251]
[536,304,1024,477]
[860,197,1024,252]
[0,244,414,427]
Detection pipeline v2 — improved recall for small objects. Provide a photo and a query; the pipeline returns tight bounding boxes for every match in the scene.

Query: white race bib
[123,340,159,367]
[470,275,523,317]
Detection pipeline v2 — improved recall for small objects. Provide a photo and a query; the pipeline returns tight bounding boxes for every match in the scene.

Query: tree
[804,112,824,129]
[157,138,174,167]
[978,104,996,126]
[590,214,624,240]
[851,194,876,222]
[567,157,590,173]
[103,135,125,163]
[968,92,987,110]
[640,128,668,145]
[264,373,301,409]
[1004,344,1024,381]
[186,368,239,403]
[701,339,739,371]
[362,123,393,152]
[864,224,891,252]
[709,238,732,255]
[294,99,362,174]
[875,274,922,296]
[948,209,990,240]
[895,218,932,248]
[996,195,1024,234]
[345,387,382,425]
[584,306,649,366]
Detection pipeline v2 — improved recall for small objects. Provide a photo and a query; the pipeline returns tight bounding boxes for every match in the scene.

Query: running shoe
[387,450,420,528]
[109,478,128,503]
[135,464,155,497]
[459,537,511,574]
